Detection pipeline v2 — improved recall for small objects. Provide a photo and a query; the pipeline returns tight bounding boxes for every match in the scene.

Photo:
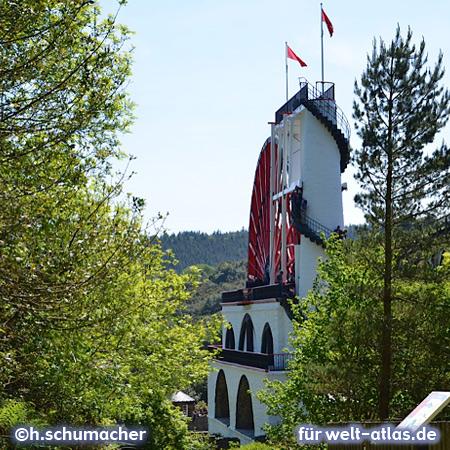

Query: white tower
[207,81,350,444]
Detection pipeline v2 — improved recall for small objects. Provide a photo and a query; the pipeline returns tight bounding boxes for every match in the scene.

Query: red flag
[322,9,334,37]
[286,44,307,67]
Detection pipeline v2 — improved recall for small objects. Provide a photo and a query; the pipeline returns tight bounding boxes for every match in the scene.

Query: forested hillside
[160,227,361,274]
[184,261,247,317]
[160,229,248,272]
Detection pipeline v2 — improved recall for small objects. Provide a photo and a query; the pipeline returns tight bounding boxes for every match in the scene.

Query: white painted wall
[208,361,287,438]
[297,238,326,300]
[299,109,344,230]
[221,300,293,354]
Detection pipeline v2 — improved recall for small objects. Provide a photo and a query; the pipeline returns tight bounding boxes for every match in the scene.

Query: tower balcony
[209,345,292,372]
[275,80,350,172]
[220,283,299,321]
[221,283,296,304]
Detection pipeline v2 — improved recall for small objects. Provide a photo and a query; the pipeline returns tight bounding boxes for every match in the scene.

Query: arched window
[261,322,274,354]
[225,326,235,349]
[214,370,230,424]
[236,375,254,432]
[238,314,254,352]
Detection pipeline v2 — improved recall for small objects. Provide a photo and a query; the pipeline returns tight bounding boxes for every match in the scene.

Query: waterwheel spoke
[248,139,297,286]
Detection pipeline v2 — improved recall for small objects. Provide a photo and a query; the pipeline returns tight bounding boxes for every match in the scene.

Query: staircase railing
[300,81,351,142]
[291,200,333,242]
[275,81,350,143]
[302,213,333,240]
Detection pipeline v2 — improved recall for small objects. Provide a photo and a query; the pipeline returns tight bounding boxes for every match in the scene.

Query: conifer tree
[353,26,450,419]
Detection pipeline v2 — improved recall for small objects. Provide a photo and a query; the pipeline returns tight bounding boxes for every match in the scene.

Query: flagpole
[285,42,288,102]
[320,3,324,87]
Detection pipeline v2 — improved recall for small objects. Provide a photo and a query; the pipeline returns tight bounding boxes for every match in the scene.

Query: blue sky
[101,0,450,233]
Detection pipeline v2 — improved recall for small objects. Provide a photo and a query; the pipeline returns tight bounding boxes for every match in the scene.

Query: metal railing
[268,353,294,371]
[221,289,245,303]
[291,200,333,240]
[209,346,293,371]
[301,81,351,142]
[221,284,284,304]
[275,81,350,143]
[302,213,333,239]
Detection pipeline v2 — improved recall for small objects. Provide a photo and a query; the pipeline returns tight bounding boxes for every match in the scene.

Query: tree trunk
[380,231,392,420]
[380,83,394,421]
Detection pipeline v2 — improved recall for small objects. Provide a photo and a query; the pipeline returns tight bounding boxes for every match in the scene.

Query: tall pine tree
[353,26,450,419]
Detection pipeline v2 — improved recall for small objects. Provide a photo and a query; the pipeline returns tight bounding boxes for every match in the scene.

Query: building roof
[171,391,195,403]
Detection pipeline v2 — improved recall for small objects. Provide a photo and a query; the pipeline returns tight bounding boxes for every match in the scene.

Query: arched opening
[261,322,274,354]
[236,375,254,432]
[238,314,254,352]
[225,326,235,349]
[214,370,230,424]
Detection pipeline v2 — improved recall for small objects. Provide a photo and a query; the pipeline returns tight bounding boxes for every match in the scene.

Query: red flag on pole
[286,44,307,67]
[322,9,334,37]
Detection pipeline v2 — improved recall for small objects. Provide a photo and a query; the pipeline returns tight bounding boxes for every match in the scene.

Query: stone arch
[238,313,254,352]
[214,370,230,424]
[261,322,274,354]
[235,375,254,431]
[225,326,235,349]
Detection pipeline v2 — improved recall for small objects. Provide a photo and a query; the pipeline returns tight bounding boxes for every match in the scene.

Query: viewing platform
[221,283,299,320]
[275,81,350,172]
[209,345,292,372]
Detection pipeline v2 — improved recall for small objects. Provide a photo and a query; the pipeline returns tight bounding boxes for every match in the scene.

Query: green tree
[0,1,220,449]
[0,0,134,316]
[259,237,450,446]
[258,237,382,446]
[353,26,450,419]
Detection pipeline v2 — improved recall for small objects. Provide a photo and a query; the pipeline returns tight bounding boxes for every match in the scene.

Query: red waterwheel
[247,138,299,284]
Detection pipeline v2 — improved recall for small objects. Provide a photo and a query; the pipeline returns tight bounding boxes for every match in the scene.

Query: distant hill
[160,229,248,273]
[183,260,248,317]
[159,226,363,273]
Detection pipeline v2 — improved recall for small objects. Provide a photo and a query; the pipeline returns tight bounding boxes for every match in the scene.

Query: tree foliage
[353,27,450,226]
[160,230,248,273]
[0,2,219,449]
[353,25,450,419]
[183,260,247,318]
[259,236,450,447]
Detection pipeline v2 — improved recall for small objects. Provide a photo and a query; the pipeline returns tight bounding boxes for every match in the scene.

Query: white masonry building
[207,81,350,444]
